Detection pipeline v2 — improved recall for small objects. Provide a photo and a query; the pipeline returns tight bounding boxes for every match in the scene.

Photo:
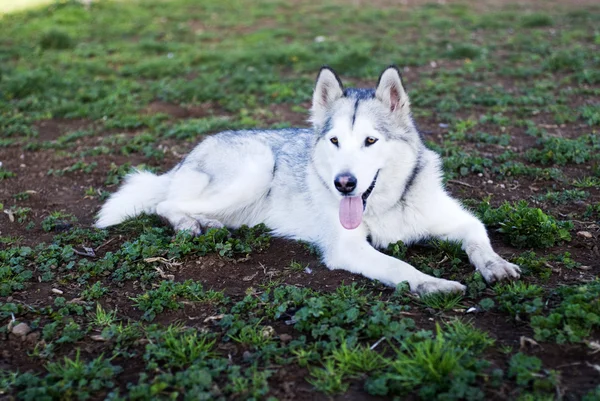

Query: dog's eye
[330,137,339,145]
[365,137,378,146]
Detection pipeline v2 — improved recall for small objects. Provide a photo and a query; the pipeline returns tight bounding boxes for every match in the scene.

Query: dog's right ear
[310,66,343,129]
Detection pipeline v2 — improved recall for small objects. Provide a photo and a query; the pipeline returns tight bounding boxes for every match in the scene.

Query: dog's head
[310,66,421,230]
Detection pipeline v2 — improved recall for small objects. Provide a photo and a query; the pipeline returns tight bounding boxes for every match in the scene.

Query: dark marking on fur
[321,116,332,136]
[343,88,375,100]
[343,88,374,128]
[351,98,359,127]
[399,151,424,202]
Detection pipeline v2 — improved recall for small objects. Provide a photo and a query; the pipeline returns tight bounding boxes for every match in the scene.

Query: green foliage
[535,189,588,205]
[10,352,122,400]
[530,281,600,343]
[39,29,75,50]
[446,44,481,60]
[0,247,34,296]
[144,325,216,369]
[0,167,16,180]
[132,280,225,321]
[526,134,600,165]
[81,282,108,300]
[477,200,573,248]
[495,281,545,319]
[520,13,553,28]
[420,292,464,311]
[508,353,559,396]
[47,160,97,176]
[41,211,77,232]
[365,324,490,399]
[580,104,600,126]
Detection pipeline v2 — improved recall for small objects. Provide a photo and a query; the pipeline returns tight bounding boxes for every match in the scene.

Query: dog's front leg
[424,195,521,283]
[321,228,465,295]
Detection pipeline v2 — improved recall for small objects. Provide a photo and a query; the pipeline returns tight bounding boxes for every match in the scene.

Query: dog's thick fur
[96,66,520,295]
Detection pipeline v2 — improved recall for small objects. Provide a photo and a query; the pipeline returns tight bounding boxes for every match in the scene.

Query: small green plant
[365,324,489,398]
[526,135,599,165]
[420,292,464,311]
[0,167,16,180]
[144,325,216,369]
[48,161,97,176]
[11,351,122,400]
[12,191,31,201]
[81,282,109,300]
[91,304,118,327]
[39,29,75,50]
[131,280,225,321]
[5,207,32,223]
[508,353,559,396]
[41,212,78,232]
[228,320,275,349]
[477,200,573,248]
[530,280,600,343]
[520,13,553,27]
[494,281,545,319]
[288,260,308,273]
[580,104,600,126]
[535,189,588,205]
[308,359,350,395]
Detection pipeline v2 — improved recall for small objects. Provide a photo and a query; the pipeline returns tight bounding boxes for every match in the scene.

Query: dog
[95,66,521,295]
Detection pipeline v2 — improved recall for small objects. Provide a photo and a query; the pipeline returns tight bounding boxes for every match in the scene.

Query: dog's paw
[414,278,466,296]
[174,217,203,236]
[478,258,521,284]
[197,217,225,231]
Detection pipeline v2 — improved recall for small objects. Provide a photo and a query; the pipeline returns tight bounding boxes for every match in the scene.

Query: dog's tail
[95,170,170,228]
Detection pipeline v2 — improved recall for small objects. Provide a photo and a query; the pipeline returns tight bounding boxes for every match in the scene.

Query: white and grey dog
[96,66,520,295]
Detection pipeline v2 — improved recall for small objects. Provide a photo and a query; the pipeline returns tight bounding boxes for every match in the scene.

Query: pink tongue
[339,196,363,230]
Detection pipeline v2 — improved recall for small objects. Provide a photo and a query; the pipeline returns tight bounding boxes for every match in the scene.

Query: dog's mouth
[339,171,379,230]
[361,171,379,210]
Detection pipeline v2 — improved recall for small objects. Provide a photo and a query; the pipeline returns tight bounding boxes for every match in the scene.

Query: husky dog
[96,66,520,295]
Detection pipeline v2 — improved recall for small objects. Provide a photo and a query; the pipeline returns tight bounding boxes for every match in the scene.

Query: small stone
[242,351,252,360]
[6,296,12,302]
[11,322,31,337]
[577,231,593,239]
[261,326,275,339]
[279,334,293,343]
[51,288,64,295]
[90,334,107,342]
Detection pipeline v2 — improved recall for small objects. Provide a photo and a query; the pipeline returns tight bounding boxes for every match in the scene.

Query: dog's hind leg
[156,145,275,235]
[155,169,216,234]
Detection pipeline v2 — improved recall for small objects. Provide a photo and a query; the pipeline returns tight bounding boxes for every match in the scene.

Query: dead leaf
[520,336,539,350]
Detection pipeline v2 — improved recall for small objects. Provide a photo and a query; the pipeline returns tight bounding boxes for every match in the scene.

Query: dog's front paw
[478,258,521,283]
[414,278,466,296]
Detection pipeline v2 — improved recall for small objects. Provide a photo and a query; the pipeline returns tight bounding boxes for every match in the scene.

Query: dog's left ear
[310,66,344,130]
[375,66,411,121]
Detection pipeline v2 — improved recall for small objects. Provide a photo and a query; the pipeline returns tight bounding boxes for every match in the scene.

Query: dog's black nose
[334,173,357,194]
